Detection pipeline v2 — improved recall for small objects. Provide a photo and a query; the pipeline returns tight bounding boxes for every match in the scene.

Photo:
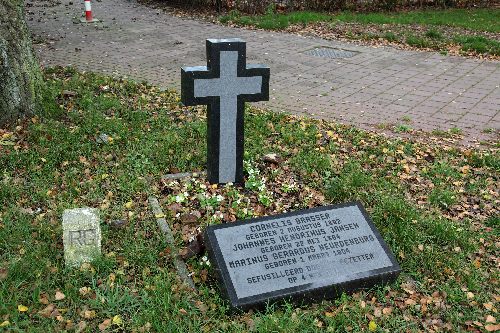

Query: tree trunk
[0,0,42,126]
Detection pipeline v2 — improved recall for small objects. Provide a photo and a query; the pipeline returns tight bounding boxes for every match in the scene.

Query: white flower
[216,195,224,202]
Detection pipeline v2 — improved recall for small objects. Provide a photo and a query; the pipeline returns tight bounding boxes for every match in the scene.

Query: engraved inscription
[214,205,394,299]
[69,229,97,246]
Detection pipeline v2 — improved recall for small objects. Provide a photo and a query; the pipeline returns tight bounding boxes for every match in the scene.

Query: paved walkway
[27,0,499,142]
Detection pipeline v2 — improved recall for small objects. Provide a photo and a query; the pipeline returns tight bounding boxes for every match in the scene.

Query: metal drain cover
[304,47,358,59]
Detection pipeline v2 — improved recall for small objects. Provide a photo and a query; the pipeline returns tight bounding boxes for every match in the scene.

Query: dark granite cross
[181,38,270,184]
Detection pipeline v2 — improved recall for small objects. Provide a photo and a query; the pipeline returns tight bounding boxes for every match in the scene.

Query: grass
[453,35,500,55]
[0,68,498,331]
[219,8,500,56]
[333,9,499,32]
[221,8,500,32]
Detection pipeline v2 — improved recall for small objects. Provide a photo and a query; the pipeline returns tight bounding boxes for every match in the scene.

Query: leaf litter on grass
[0,67,498,331]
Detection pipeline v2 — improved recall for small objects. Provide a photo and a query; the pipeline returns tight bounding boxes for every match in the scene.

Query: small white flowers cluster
[281,179,297,193]
[175,192,189,203]
[200,256,211,267]
[244,160,274,207]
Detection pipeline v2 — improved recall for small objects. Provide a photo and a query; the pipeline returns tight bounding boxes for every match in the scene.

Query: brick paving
[27,0,499,143]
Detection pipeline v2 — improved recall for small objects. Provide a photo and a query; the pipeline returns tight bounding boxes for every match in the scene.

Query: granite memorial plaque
[181,38,270,185]
[205,202,400,310]
[62,207,101,267]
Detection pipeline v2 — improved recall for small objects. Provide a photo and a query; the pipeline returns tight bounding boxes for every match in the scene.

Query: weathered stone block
[62,208,101,267]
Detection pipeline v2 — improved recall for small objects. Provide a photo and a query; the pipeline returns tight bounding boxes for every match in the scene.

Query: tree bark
[0,0,42,126]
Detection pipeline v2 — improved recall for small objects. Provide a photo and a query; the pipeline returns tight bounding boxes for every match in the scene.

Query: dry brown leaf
[382,307,393,315]
[39,293,49,305]
[74,320,87,333]
[485,324,500,332]
[83,310,96,319]
[79,287,92,296]
[38,304,55,318]
[55,291,65,301]
[484,302,494,310]
[405,299,417,306]
[195,301,208,314]
[99,318,112,331]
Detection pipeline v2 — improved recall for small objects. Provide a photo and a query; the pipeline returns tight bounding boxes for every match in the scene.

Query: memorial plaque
[204,202,401,310]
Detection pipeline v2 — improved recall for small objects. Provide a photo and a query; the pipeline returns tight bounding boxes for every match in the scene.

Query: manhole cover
[303,47,358,59]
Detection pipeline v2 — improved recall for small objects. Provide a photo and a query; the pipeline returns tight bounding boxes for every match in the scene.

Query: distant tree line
[165,0,495,13]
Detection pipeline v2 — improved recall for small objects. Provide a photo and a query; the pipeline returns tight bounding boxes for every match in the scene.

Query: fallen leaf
[124,201,133,209]
[0,321,10,327]
[369,320,377,331]
[486,315,496,323]
[39,293,49,304]
[405,299,417,306]
[18,304,28,312]
[82,310,96,319]
[55,291,66,301]
[112,315,123,325]
[99,318,112,331]
[484,302,494,310]
[382,307,393,315]
[75,321,87,333]
[180,212,198,224]
[485,324,500,332]
[38,304,55,318]
[79,287,92,296]
[262,153,281,164]
[179,308,188,315]
[0,268,7,280]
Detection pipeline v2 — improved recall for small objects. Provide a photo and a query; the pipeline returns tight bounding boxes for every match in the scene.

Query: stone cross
[181,38,270,184]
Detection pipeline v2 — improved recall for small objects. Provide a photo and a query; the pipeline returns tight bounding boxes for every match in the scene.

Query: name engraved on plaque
[205,202,400,309]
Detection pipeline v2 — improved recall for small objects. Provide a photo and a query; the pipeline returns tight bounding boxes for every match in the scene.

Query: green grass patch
[220,8,500,32]
[334,9,500,32]
[453,35,500,55]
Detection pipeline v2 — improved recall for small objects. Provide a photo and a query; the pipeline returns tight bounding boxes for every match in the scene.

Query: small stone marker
[181,38,270,184]
[62,208,101,267]
[205,202,400,310]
